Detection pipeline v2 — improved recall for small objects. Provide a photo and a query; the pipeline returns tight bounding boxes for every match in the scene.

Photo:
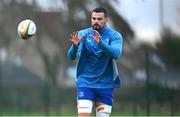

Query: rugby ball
[17,19,36,40]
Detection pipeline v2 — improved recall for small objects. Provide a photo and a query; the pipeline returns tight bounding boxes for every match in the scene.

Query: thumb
[79,35,85,41]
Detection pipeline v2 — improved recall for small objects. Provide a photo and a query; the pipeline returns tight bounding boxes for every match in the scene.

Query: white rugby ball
[17,19,36,40]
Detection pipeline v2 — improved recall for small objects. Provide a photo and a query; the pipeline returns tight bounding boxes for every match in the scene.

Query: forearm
[99,40,122,60]
[67,44,78,60]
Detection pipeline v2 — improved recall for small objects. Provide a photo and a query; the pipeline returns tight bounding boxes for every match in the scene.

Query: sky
[112,0,180,42]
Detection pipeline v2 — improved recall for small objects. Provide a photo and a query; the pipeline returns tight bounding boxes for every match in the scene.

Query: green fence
[0,84,179,116]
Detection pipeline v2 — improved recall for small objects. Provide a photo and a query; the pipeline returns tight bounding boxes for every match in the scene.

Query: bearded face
[92,24,101,31]
[91,12,108,31]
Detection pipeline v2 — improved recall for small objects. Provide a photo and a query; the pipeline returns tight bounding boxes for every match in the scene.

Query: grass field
[1,110,180,116]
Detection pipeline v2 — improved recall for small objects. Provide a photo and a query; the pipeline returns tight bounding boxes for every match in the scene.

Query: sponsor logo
[87,38,91,43]
[78,91,84,97]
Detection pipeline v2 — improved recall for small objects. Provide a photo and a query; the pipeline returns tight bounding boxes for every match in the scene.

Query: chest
[84,34,110,50]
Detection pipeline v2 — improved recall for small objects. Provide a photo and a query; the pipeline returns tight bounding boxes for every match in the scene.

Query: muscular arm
[67,44,78,60]
[67,31,85,60]
[90,30,123,60]
[99,34,123,60]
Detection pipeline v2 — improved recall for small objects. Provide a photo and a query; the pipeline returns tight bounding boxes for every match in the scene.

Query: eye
[92,17,96,20]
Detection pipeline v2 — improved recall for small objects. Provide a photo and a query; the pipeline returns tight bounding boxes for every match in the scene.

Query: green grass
[1,110,180,116]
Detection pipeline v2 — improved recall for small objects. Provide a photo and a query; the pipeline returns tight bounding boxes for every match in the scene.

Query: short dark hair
[91,7,107,18]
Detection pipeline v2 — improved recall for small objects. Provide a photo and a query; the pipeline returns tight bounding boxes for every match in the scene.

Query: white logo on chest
[105,38,110,44]
[87,38,91,43]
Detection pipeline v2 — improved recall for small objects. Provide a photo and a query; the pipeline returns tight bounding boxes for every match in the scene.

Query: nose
[94,19,98,23]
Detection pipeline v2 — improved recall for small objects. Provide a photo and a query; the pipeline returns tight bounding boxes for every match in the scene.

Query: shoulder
[78,27,92,36]
[106,27,123,40]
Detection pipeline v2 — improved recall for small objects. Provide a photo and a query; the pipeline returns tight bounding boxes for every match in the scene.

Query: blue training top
[67,25,123,88]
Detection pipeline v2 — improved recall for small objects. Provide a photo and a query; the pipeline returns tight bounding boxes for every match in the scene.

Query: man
[67,7,123,117]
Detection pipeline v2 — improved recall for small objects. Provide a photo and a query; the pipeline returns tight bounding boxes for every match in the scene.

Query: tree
[156,28,180,68]
[0,0,135,114]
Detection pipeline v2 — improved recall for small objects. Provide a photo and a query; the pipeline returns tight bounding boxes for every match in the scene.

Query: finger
[89,34,95,39]
[70,34,73,38]
[69,38,73,42]
[79,35,85,41]
[72,31,76,37]
[93,30,100,37]
[75,31,78,37]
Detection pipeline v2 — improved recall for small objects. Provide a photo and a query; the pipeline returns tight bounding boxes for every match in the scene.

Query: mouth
[93,24,101,31]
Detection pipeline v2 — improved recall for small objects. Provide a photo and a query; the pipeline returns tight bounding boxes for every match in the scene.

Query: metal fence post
[145,46,150,116]
[0,62,2,115]
[43,81,50,116]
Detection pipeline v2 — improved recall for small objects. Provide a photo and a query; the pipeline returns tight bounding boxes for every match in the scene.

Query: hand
[69,31,84,46]
[90,30,102,44]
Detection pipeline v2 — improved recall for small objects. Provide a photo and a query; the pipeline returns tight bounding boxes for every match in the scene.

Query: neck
[98,25,106,33]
